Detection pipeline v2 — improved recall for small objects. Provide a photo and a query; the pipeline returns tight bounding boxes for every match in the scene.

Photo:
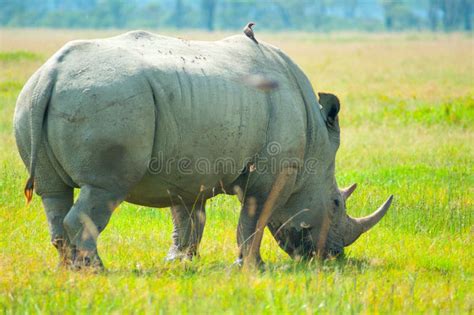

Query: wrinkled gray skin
[14,31,392,269]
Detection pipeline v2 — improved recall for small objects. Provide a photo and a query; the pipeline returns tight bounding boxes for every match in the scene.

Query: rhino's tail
[24,64,57,205]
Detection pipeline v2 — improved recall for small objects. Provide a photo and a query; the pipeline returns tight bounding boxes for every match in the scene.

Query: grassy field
[0,29,473,313]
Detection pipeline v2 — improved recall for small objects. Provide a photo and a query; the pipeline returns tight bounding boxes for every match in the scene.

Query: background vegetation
[0,28,472,313]
[0,0,473,32]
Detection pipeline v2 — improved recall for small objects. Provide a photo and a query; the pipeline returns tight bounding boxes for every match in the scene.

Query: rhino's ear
[318,92,340,123]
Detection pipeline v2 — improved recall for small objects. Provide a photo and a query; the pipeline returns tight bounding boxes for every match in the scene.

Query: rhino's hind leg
[166,199,206,261]
[41,189,74,267]
[30,139,76,268]
[63,185,123,270]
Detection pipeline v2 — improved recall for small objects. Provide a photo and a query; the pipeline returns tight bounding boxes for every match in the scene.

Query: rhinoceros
[14,30,392,269]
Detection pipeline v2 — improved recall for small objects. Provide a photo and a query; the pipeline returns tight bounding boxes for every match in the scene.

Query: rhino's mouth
[273,226,345,259]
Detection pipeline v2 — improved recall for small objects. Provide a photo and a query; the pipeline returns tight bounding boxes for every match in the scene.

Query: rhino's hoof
[165,253,193,263]
[56,258,73,270]
[232,258,244,268]
[165,247,195,262]
[233,257,266,270]
[53,239,76,269]
[71,250,104,271]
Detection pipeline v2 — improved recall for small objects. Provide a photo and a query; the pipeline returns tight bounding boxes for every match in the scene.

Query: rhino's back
[45,31,308,204]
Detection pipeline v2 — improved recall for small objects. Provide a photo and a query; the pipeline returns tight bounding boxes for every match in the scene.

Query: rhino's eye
[334,199,340,207]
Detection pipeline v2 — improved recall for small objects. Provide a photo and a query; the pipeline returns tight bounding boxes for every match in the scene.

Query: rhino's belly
[125,172,226,208]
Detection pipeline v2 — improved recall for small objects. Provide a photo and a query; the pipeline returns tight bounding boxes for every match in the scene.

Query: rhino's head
[268,93,393,259]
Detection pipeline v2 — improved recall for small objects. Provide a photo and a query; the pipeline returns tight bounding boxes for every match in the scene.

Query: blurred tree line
[0,0,472,31]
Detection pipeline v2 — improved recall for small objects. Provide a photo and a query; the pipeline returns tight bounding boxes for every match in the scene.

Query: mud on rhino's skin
[14,30,392,269]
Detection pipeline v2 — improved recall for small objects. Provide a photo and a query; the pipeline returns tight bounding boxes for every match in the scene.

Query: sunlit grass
[0,29,472,313]
[0,51,43,62]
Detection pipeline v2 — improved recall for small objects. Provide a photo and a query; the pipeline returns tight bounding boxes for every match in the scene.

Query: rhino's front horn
[341,183,357,201]
[343,195,393,246]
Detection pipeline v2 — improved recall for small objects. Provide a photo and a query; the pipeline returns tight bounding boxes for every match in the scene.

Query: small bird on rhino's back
[243,22,258,44]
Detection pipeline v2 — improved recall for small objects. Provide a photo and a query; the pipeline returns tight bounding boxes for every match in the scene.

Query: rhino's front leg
[236,195,264,267]
[237,168,298,268]
[41,189,74,267]
[166,199,206,261]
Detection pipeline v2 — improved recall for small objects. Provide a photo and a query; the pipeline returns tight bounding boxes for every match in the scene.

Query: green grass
[0,51,43,62]
[0,30,473,313]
